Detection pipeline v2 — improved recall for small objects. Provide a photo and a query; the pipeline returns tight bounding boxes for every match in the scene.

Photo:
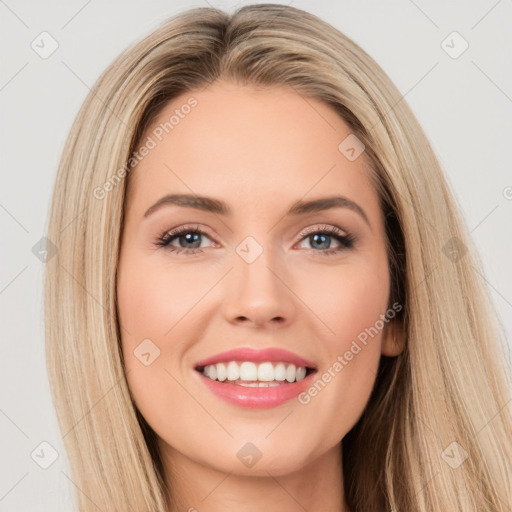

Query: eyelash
[155,224,356,256]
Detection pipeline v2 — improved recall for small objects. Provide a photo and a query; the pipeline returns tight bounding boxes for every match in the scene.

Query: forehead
[126,81,381,226]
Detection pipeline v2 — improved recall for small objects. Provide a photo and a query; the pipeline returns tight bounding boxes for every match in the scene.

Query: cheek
[117,253,209,339]
[299,255,389,348]
[116,262,180,434]
[331,262,389,375]
[116,252,218,428]
[296,258,389,428]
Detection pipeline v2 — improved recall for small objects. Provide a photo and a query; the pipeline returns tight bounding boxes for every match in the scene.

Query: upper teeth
[201,361,307,383]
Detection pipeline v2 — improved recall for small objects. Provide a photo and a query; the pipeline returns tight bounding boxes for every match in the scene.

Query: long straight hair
[44,4,512,511]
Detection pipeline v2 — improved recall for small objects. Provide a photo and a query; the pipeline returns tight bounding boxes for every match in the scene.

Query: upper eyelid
[300,224,348,236]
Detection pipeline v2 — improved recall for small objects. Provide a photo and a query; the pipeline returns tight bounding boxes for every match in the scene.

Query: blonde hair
[44,4,512,511]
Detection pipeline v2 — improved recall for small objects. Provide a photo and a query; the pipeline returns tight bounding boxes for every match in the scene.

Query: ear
[381,319,406,357]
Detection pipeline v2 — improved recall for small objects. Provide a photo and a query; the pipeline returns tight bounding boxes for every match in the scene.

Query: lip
[194,347,317,409]
[196,370,317,408]
[194,347,317,370]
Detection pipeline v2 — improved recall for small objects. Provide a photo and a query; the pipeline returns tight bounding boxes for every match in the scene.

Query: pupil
[311,233,330,249]
[181,232,201,248]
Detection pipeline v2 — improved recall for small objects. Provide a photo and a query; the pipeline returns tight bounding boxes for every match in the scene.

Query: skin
[117,80,405,512]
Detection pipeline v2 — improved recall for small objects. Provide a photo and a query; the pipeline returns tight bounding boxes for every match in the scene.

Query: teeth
[296,366,307,381]
[285,364,296,383]
[200,361,309,384]
[216,362,227,382]
[274,363,286,381]
[240,361,257,381]
[239,381,281,387]
[227,361,239,381]
[257,362,274,381]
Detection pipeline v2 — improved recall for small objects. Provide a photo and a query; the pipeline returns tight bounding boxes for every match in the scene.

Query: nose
[222,242,296,329]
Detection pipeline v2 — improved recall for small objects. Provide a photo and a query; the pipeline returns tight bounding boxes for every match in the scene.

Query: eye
[155,224,356,256]
[296,224,356,256]
[155,225,214,255]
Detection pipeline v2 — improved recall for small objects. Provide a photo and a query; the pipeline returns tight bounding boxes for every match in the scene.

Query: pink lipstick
[194,347,317,408]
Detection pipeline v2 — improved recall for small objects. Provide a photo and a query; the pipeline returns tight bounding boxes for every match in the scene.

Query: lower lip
[196,371,316,408]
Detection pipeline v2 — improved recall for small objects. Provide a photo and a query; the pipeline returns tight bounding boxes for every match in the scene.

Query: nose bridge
[224,233,295,326]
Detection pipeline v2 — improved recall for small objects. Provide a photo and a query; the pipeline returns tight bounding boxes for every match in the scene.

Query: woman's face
[117,80,403,477]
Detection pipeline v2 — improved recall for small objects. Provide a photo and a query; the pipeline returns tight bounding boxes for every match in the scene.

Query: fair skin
[117,80,405,512]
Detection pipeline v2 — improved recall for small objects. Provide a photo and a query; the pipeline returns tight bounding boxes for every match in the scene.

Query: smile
[194,347,317,408]
[199,361,310,384]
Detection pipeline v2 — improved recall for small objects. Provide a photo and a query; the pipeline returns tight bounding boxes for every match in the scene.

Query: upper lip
[195,347,317,370]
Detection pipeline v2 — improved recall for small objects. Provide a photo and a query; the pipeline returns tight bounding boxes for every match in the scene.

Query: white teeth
[296,366,307,381]
[200,361,309,384]
[227,361,239,381]
[238,381,281,388]
[257,362,274,381]
[216,362,227,382]
[285,364,296,383]
[239,361,258,381]
[274,362,286,381]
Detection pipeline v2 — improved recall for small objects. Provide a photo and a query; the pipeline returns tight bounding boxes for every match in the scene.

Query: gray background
[1,1,511,510]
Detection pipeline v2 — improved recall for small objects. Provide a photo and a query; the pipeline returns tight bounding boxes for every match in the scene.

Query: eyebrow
[143,193,371,227]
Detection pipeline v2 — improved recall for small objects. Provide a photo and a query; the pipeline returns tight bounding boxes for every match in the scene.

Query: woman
[44,4,512,511]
